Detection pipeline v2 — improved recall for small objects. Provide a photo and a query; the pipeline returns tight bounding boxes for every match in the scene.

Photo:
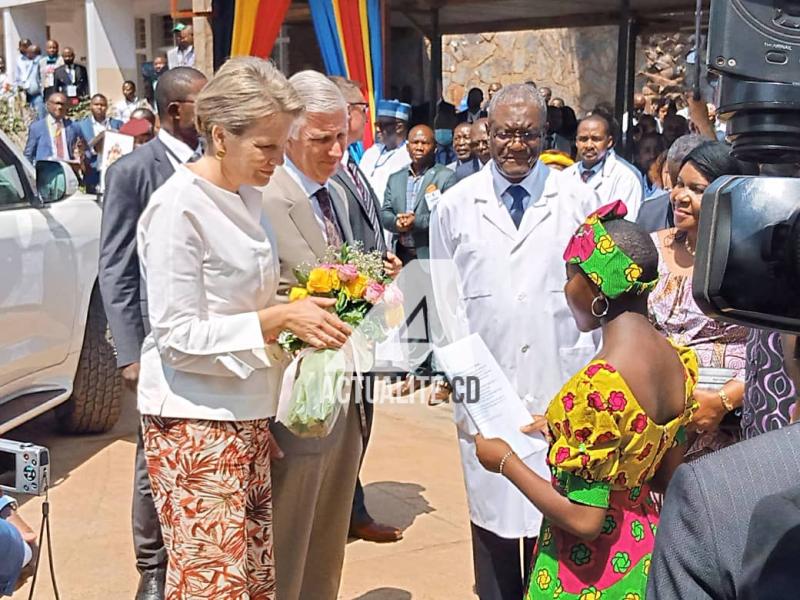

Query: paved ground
[9,385,476,599]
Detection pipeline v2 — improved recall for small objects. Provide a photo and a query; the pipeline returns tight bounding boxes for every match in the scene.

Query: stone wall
[443,27,620,115]
[442,27,691,116]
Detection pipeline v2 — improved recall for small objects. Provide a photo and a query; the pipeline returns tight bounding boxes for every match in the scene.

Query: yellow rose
[289,287,309,302]
[625,263,643,283]
[596,234,615,255]
[307,267,340,294]
[344,273,368,299]
[579,587,602,600]
[588,272,603,287]
[536,569,551,591]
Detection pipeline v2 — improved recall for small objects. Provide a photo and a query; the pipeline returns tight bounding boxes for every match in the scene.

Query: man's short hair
[487,83,545,123]
[328,75,363,103]
[91,93,107,103]
[123,80,136,88]
[155,66,206,120]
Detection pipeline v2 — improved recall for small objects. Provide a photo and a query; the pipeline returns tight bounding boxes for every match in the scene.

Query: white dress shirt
[114,97,141,122]
[168,45,196,69]
[359,142,411,205]
[430,160,601,538]
[157,128,197,169]
[282,156,341,243]
[137,165,285,421]
[46,115,69,160]
[564,149,644,220]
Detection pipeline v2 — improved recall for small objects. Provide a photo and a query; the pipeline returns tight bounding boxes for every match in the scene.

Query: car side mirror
[35,160,78,205]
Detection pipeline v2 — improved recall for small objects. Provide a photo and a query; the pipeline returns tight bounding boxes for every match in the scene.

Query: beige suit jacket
[262,165,353,299]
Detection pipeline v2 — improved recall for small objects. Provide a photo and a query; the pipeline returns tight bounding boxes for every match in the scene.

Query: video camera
[0,439,49,496]
[693,0,800,333]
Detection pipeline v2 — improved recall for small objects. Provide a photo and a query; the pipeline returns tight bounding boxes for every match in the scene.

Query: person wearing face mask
[430,83,600,600]
[433,102,458,165]
[648,141,755,460]
[359,99,412,204]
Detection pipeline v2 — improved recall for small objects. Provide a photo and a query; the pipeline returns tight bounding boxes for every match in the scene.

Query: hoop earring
[591,295,609,318]
[215,149,226,160]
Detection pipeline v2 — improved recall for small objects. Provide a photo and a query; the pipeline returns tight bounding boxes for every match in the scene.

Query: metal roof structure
[390,0,710,36]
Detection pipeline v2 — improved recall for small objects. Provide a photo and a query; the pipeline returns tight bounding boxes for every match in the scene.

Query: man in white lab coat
[430,84,601,600]
[565,113,644,220]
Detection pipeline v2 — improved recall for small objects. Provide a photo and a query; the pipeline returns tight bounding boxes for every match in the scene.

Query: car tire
[55,287,122,434]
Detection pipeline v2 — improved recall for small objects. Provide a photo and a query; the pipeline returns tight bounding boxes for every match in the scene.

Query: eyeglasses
[492,129,543,144]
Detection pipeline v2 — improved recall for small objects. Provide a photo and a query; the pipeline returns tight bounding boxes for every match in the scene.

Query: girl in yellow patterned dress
[476,201,698,599]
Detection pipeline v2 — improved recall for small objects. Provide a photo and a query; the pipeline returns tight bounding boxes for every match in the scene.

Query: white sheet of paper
[434,334,547,458]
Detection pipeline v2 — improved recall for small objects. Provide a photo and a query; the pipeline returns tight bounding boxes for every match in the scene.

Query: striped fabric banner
[308,0,384,148]
[212,0,292,68]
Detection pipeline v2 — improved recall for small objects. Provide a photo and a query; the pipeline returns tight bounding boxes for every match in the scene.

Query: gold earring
[216,148,226,160]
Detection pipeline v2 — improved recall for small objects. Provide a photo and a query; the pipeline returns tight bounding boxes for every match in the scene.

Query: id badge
[66,84,77,97]
[424,184,441,211]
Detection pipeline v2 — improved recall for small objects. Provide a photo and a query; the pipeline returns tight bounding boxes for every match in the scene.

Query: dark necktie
[314,187,343,247]
[506,185,528,229]
[581,168,593,183]
[347,155,386,252]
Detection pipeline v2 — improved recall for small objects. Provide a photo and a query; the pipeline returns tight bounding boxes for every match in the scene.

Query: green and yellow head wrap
[563,200,659,299]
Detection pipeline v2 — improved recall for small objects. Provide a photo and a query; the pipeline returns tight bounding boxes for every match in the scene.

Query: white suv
[0,131,121,435]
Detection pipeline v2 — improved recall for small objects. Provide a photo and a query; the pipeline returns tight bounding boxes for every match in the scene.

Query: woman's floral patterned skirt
[527,486,657,600]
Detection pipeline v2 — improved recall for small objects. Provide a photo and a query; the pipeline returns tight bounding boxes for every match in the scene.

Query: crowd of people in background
[13,22,194,191]
[2,46,799,600]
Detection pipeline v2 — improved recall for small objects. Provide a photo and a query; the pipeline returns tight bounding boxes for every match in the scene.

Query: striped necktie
[314,187,343,247]
[347,154,386,252]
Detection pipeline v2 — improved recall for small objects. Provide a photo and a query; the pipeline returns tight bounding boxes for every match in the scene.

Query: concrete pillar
[192,0,213,77]
[84,0,136,98]
[2,1,47,85]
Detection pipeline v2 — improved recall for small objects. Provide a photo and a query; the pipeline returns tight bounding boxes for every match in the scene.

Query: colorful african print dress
[526,345,698,600]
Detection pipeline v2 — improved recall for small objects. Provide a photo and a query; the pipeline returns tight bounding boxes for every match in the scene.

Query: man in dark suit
[53,47,89,103]
[457,87,488,124]
[76,94,122,191]
[739,484,800,599]
[636,133,705,233]
[455,118,490,182]
[98,67,207,600]
[381,125,457,263]
[647,423,800,599]
[23,92,83,164]
[329,76,405,544]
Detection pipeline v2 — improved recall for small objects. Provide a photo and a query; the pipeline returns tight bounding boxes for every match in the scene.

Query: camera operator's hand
[689,389,727,433]
[685,93,717,141]
[120,362,140,392]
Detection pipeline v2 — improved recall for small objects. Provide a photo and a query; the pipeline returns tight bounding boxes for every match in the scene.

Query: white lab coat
[430,161,601,539]
[565,150,644,221]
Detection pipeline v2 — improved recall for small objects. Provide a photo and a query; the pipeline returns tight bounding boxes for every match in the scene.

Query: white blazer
[430,161,601,538]
[565,150,644,221]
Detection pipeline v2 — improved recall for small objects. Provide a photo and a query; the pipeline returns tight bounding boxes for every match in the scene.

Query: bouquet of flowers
[276,243,405,438]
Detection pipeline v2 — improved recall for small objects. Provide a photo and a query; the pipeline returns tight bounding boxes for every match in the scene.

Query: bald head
[407,124,436,172]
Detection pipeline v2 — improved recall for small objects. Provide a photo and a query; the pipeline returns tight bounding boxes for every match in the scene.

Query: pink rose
[382,283,404,306]
[336,263,358,282]
[607,391,627,412]
[364,281,385,304]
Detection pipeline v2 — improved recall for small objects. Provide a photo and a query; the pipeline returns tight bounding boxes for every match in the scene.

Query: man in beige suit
[262,70,363,600]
